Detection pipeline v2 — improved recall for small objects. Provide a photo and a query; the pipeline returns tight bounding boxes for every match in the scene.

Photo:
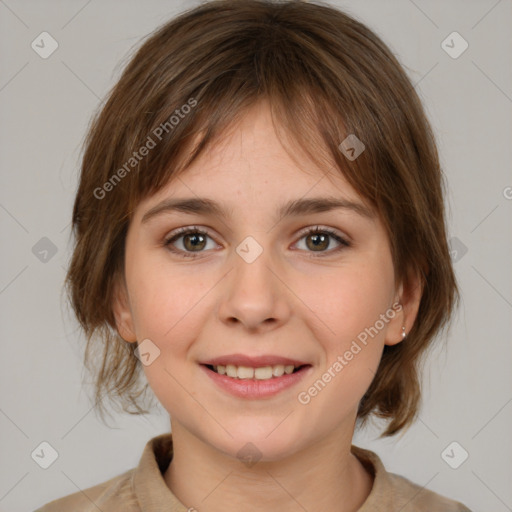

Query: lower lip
[200,364,313,399]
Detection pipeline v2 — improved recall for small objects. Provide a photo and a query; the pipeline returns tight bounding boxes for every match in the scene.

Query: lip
[200,362,313,400]
[200,353,309,367]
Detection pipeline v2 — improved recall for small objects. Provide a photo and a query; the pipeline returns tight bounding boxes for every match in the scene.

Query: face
[114,101,416,462]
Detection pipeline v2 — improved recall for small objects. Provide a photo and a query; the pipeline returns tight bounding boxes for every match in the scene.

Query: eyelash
[163,225,350,259]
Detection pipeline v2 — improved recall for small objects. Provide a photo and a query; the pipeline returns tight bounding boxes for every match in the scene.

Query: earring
[402,326,406,340]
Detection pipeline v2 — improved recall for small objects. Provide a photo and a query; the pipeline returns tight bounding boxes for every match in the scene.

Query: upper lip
[200,354,310,367]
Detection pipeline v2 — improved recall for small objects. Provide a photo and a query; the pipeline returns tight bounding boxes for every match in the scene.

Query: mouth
[203,363,310,380]
[199,355,313,399]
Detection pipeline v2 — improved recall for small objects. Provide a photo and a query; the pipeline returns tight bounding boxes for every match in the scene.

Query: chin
[204,417,307,464]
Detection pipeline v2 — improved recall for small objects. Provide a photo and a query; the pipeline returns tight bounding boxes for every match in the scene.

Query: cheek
[125,259,213,410]
[126,252,208,342]
[295,271,392,427]
[292,257,395,410]
[297,259,395,349]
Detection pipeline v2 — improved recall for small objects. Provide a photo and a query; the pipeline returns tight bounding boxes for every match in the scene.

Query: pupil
[309,233,328,250]
[185,233,205,251]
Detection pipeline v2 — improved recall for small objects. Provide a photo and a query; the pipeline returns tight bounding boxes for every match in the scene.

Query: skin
[113,100,422,512]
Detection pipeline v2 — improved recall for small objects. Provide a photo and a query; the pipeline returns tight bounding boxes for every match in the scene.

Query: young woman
[36,1,471,510]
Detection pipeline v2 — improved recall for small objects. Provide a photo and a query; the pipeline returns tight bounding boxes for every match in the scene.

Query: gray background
[0,0,511,511]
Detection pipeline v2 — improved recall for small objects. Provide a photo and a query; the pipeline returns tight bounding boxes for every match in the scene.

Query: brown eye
[305,232,330,251]
[182,232,207,251]
[164,227,217,258]
[295,226,350,256]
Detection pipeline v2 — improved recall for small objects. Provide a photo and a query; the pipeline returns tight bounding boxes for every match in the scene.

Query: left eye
[164,226,349,258]
[294,227,349,255]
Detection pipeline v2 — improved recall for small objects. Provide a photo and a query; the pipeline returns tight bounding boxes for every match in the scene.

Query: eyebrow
[141,196,374,224]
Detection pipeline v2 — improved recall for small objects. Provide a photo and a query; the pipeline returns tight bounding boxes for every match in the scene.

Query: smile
[207,363,305,380]
[200,358,313,399]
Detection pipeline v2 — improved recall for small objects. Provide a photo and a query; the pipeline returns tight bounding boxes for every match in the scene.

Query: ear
[385,268,424,346]
[112,276,137,343]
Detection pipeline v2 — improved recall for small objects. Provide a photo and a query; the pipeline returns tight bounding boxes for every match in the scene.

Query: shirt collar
[132,433,390,511]
[132,433,189,511]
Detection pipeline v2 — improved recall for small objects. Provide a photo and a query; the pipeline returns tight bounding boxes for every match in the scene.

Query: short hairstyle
[66,0,458,436]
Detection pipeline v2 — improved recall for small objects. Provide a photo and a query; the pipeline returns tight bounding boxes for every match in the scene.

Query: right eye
[164,226,219,258]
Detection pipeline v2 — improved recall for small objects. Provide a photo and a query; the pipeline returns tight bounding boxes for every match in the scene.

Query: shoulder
[33,433,182,512]
[351,445,473,512]
[33,468,139,512]
[386,471,473,511]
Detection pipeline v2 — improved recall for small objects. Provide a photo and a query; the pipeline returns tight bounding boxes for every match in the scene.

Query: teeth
[212,364,302,380]
[284,365,294,374]
[226,364,237,378]
[272,365,285,377]
[238,366,255,379]
[254,367,272,380]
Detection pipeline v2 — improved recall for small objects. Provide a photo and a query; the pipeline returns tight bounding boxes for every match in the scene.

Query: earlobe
[384,302,406,347]
[112,278,137,343]
[385,271,423,346]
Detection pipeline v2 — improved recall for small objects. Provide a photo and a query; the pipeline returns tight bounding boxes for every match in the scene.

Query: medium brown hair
[66,0,458,436]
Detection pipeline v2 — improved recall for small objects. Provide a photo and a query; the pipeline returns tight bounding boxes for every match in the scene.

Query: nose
[217,243,292,332]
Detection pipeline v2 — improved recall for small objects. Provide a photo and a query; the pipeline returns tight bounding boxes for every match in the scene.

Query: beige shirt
[35,433,472,511]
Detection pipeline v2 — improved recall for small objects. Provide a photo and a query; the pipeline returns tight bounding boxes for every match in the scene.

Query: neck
[164,422,373,512]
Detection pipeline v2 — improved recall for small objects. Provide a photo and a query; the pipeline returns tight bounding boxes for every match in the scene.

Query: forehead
[135,101,369,216]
